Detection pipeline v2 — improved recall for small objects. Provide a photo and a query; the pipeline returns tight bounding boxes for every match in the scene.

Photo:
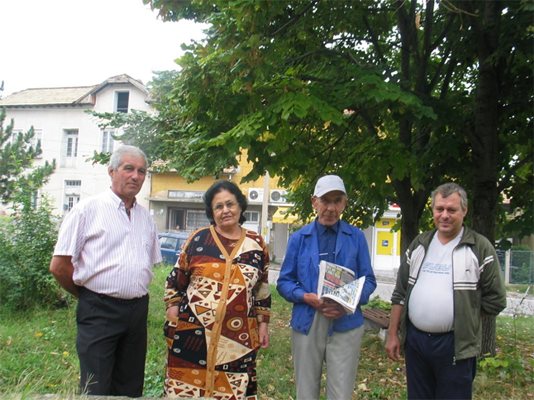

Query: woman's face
[211,189,242,230]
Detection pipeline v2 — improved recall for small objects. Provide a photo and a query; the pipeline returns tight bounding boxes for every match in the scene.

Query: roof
[0,74,147,107]
[0,86,95,106]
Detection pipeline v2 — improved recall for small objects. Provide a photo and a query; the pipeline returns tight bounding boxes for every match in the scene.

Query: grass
[1,265,533,399]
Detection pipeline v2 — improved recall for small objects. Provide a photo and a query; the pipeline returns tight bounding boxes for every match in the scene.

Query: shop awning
[272,207,299,224]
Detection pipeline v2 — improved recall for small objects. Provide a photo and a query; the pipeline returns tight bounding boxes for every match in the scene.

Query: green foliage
[0,106,59,310]
[0,305,79,394]
[0,194,63,310]
[1,268,533,399]
[0,107,55,204]
[363,295,392,312]
[476,315,534,397]
[119,0,531,252]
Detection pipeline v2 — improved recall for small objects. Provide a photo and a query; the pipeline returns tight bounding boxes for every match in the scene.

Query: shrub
[363,295,392,311]
[0,195,63,309]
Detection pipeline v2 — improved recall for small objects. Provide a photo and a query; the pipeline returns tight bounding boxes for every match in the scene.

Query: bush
[0,195,63,310]
[363,295,392,311]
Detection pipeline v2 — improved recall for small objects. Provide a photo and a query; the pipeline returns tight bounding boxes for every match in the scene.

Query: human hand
[258,322,269,349]
[166,305,179,320]
[303,293,322,309]
[385,334,401,361]
[319,299,345,319]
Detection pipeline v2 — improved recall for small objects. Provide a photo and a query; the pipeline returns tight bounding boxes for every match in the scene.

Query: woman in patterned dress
[163,180,271,399]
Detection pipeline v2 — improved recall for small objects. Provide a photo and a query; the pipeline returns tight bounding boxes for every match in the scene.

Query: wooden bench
[362,307,390,330]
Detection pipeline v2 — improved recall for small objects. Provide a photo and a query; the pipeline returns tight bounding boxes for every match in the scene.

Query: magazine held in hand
[317,260,366,314]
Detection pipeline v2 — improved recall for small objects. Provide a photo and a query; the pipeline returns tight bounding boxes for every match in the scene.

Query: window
[244,211,260,223]
[159,236,179,250]
[61,129,79,167]
[115,92,129,113]
[186,210,210,231]
[7,129,42,156]
[159,236,186,251]
[64,129,78,157]
[65,180,81,187]
[168,208,186,230]
[65,195,80,211]
[30,129,43,157]
[63,180,81,212]
[101,129,115,153]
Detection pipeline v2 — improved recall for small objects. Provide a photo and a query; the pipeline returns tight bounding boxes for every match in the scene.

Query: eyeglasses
[213,201,238,212]
[317,196,346,206]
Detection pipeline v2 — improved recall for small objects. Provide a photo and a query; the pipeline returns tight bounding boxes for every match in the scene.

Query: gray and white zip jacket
[391,226,507,361]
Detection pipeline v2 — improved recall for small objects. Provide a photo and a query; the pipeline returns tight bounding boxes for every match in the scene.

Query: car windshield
[159,236,186,250]
[160,236,177,249]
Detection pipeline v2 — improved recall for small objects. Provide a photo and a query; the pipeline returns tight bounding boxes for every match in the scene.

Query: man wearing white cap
[277,175,377,399]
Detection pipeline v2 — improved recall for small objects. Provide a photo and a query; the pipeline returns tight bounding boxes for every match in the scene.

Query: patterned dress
[163,226,271,399]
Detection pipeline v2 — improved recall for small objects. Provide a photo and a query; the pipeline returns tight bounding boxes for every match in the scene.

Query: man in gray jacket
[385,182,506,400]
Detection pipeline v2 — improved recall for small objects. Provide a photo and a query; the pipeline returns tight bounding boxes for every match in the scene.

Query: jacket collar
[302,219,353,236]
[420,225,475,247]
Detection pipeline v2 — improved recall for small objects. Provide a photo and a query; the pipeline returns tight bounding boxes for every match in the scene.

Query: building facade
[0,74,152,213]
[149,159,293,263]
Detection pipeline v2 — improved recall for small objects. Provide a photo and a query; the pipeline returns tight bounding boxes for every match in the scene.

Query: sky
[0,0,207,96]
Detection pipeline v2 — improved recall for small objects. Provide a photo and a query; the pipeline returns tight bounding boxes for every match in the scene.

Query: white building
[0,74,151,214]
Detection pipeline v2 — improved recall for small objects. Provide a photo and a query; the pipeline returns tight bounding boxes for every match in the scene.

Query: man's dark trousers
[76,287,149,397]
[405,322,477,399]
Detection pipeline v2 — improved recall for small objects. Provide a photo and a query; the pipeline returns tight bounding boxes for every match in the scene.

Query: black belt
[79,286,148,303]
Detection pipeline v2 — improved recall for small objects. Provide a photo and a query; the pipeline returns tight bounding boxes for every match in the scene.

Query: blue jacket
[277,220,377,334]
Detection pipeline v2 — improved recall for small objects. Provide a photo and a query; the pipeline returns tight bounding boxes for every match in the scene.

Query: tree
[0,107,55,204]
[0,104,59,310]
[93,0,532,358]
[446,0,533,245]
[0,192,62,309]
[132,0,531,250]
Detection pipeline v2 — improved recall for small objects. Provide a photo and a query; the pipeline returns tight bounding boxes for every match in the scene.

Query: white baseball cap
[313,175,347,197]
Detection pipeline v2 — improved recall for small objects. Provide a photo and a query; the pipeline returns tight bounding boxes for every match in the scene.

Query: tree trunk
[467,0,504,356]
[394,178,428,254]
[480,312,497,357]
[469,1,501,243]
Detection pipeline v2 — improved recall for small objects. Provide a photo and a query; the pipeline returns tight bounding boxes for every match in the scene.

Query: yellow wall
[151,174,214,196]
[150,150,283,197]
[374,217,401,256]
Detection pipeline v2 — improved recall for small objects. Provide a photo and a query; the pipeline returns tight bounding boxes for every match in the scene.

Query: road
[268,268,534,316]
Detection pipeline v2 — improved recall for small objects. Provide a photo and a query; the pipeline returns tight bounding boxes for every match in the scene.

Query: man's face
[109,154,147,202]
[312,190,347,227]
[432,192,467,241]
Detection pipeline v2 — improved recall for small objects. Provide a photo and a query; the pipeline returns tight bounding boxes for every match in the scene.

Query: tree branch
[497,156,532,193]
[270,0,318,37]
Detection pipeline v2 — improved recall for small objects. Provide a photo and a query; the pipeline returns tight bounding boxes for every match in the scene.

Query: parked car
[159,231,189,265]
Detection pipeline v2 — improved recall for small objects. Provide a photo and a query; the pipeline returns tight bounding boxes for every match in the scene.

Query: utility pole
[261,171,270,243]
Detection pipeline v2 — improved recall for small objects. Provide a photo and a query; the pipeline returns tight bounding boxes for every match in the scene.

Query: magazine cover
[317,260,366,314]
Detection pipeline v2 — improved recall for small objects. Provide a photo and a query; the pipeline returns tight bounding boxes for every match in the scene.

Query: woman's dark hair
[203,180,248,225]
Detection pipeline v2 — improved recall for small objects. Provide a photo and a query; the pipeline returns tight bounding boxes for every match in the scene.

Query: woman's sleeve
[253,235,271,324]
[163,238,192,308]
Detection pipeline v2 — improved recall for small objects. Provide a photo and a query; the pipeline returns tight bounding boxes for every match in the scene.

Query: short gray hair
[109,145,148,170]
[431,182,468,211]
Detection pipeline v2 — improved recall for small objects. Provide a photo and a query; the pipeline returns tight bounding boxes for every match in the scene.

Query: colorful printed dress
[163,226,271,399]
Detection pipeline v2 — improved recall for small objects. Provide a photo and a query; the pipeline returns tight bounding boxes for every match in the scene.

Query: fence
[497,249,534,285]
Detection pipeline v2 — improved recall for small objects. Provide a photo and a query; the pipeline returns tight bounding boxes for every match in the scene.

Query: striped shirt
[54,189,162,299]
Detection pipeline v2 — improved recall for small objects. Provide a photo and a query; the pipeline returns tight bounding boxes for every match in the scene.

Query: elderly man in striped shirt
[50,145,162,397]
